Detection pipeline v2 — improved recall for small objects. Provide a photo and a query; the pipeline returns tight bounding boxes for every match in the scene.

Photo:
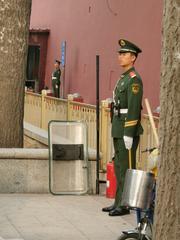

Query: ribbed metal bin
[121,169,155,210]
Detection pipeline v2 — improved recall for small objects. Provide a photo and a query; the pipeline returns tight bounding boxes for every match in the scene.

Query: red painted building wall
[30,0,163,109]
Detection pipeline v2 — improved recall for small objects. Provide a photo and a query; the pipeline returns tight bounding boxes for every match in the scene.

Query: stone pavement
[0,194,136,240]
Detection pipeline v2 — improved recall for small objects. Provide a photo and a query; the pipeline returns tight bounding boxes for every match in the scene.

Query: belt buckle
[113,109,118,114]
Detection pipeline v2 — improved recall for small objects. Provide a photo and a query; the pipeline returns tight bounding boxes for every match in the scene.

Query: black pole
[96,55,100,194]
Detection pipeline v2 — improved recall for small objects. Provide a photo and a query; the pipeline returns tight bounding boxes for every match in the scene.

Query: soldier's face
[54,63,60,69]
[118,52,136,68]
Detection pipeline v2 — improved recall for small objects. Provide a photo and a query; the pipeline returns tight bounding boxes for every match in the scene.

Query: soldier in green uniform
[52,60,61,98]
[102,39,143,216]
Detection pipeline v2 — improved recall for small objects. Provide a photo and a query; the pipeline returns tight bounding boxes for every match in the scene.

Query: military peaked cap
[118,39,142,54]
[55,59,61,64]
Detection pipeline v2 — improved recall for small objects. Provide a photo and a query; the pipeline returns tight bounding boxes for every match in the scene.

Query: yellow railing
[68,100,97,149]
[24,91,159,171]
[25,91,97,150]
[24,92,42,128]
[42,93,67,129]
[100,100,114,170]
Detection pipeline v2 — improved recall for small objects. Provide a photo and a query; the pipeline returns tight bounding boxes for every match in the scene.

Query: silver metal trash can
[121,169,155,210]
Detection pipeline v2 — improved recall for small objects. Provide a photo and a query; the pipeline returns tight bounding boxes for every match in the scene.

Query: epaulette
[129,71,136,78]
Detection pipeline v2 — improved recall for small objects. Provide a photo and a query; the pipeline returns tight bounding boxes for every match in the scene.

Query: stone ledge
[24,122,48,145]
[0,147,99,194]
[0,148,48,159]
[24,121,102,160]
[0,122,104,194]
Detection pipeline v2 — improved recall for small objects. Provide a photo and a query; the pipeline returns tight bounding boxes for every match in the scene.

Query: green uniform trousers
[52,83,60,98]
[113,136,139,208]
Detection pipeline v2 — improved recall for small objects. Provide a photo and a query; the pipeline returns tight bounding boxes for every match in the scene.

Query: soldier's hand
[123,136,133,149]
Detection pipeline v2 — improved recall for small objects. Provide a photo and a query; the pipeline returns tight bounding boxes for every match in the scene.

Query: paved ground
[0,194,136,240]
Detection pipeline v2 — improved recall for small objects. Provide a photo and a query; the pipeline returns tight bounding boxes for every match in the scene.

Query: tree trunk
[153,0,180,239]
[0,0,32,147]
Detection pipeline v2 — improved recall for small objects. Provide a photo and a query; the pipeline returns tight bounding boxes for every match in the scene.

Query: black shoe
[109,207,130,216]
[102,204,115,212]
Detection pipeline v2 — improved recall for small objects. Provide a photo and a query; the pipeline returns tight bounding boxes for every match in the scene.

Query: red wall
[29,30,49,91]
[30,0,163,109]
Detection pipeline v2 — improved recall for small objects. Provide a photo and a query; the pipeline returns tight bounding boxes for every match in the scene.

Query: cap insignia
[120,40,126,46]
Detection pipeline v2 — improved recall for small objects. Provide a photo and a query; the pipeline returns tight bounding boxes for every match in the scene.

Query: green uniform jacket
[112,67,143,138]
[52,69,61,86]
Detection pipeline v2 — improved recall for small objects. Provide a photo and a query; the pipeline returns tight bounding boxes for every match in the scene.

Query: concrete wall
[0,158,49,193]
[24,135,47,148]
[0,121,104,194]
[0,149,97,194]
[30,0,163,109]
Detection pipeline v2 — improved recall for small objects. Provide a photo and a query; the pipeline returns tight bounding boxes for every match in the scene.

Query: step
[0,238,24,240]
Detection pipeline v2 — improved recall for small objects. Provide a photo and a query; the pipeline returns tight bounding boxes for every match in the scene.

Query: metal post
[96,55,100,194]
